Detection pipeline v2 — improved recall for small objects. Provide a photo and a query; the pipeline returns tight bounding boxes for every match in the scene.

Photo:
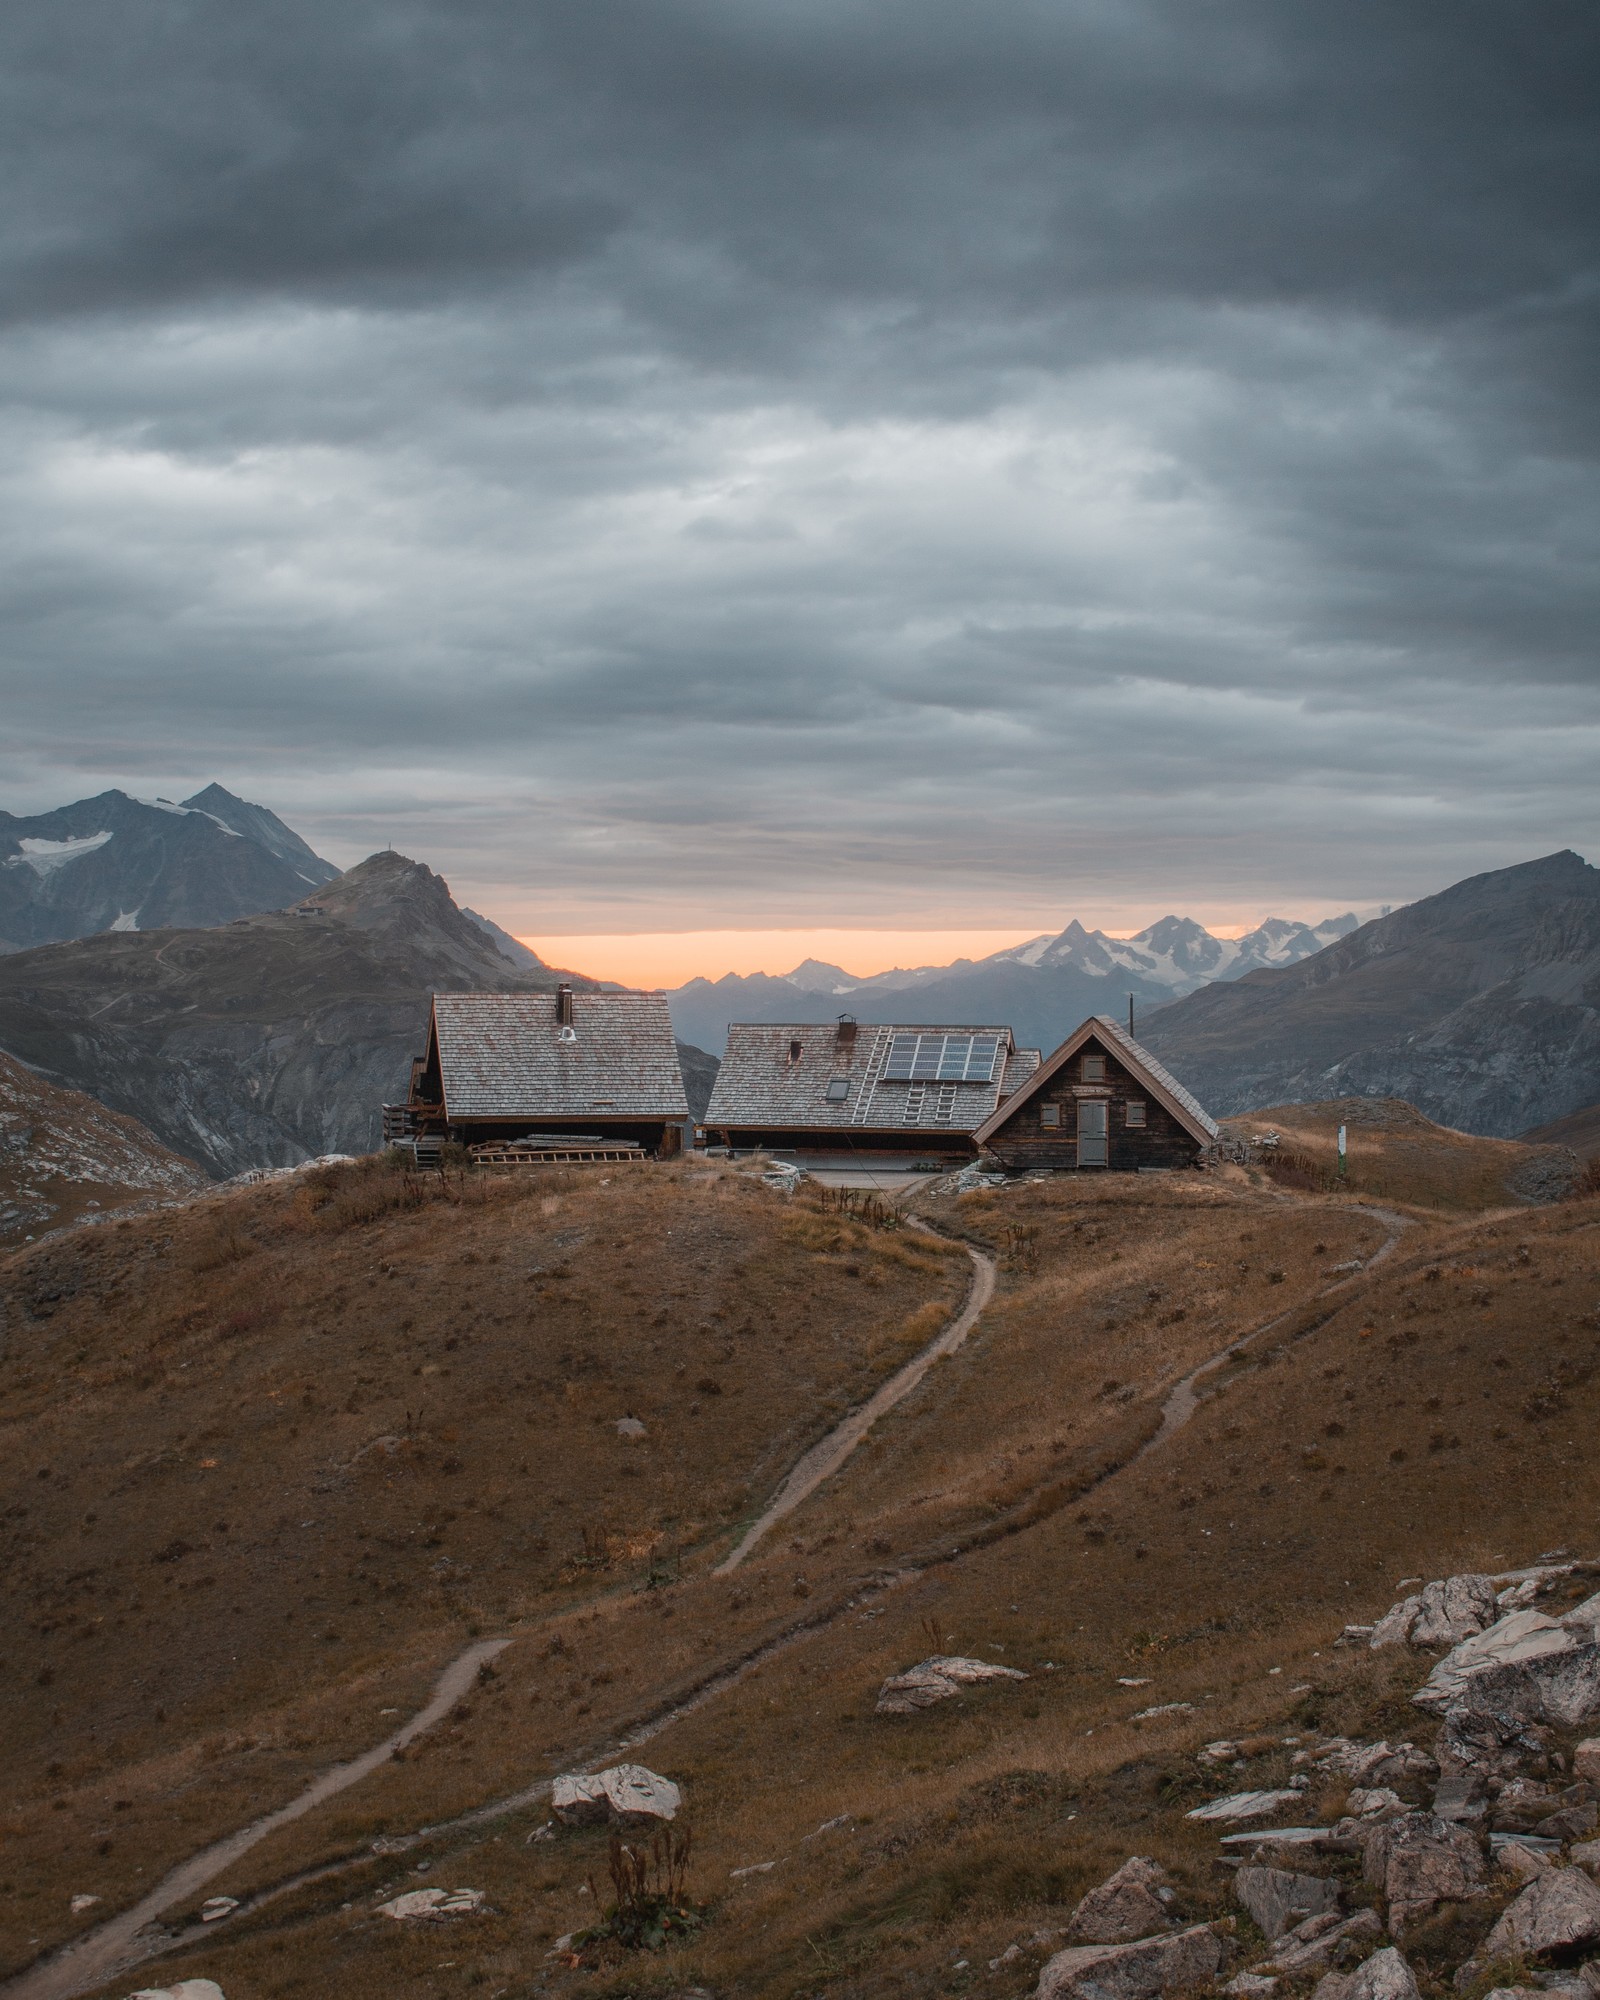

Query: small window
[1126,1100,1147,1127]
[824,1076,850,1102]
[788,1038,803,1063]
[1081,1051,1105,1081]
[1039,1103,1061,1129]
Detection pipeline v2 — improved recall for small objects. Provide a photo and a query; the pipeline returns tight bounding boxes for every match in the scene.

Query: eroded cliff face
[1141,851,1600,1136]
[0,852,571,1176]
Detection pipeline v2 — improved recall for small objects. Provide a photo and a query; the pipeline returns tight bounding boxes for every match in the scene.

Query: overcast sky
[2,0,1597,935]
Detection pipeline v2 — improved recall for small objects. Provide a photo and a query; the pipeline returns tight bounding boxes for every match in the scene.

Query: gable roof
[430,991,688,1121]
[705,1021,1040,1135]
[973,1013,1218,1147]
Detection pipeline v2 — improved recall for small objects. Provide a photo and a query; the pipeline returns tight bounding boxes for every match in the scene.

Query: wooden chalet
[703,1017,1040,1157]
[974,1014,1217,1172]
[389,985,689,1163]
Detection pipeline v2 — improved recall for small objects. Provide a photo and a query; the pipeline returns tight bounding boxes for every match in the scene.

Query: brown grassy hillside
[1221,1096,1583,1210]
[0,1153,967,1980]
[4,1151,1598,2000]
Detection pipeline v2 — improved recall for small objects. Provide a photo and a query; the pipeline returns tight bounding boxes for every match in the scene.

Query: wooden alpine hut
[390,984,689,1164]
[974,1014,1217,1172]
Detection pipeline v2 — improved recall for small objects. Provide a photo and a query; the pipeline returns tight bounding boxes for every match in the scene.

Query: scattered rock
[1227,1975,1281,1997]
[1362,1812,1485,1933]
[1305,1739,1436,1788]
[1571,1840,1600,1878]
[70,1894,99,1914]
[198,1896,238,1922]
[551,1763,681,1824]
[127,1984,227,2000]
[1482,1867,1600,1962]
[1370,1577,1497,1650]
[1236,1867,1342,1941]
[1064,1857,1175,1944]
[1535,1803,1599,1842]
[875,1655,1027,1715]
[1188,1790,1304,1824]
[615,1417,647,1439]
[376,1887,486,1920]
[1437,1708,1553,1782]
[1266,1910,1383,1976]
[1575,1740,1600,1783]
[1036,1922,1223,2000]
[1312,1944,1420,2000]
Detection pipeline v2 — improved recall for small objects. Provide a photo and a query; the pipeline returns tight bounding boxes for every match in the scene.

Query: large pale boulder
[551,1763,680,1824]
[1414,1611,1583,1712]
[128,1985,228,2000]
[1036,1923,1222,2000]
[1482,1867,1600,1962]
[1412,1577,1501,1647]
[1362,1813,1485,1933]
[1311,1945,1420,2000]
[1236,1867,1341,1942]
[876,1655,1027,1715]
[1064,1857,1176,1944]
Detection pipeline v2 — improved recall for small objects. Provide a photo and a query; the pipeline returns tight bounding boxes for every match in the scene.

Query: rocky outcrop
[1064,1858,1176,1944]
[1036,1923,1222,2000]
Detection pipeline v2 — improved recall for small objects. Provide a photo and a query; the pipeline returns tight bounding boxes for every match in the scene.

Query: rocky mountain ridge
[0,850,569,1177]
[669,909,1358,1054]
[0,784,339,952]
[1139,850,1600,1137]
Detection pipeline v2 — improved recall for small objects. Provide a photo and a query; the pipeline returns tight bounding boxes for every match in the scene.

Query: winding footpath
[5,1195,1412,2000]
[2,1639,511,2000]
[715,1225,995,1573]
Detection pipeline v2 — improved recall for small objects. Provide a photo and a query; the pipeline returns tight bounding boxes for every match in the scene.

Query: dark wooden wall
[984,1036,1202,1172]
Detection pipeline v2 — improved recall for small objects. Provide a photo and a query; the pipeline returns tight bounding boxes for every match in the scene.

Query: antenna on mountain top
[1128,994,1135,1037]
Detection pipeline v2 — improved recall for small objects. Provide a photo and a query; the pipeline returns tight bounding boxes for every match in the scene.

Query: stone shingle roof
[1092,1015,1219,1138]
[431,991,688,1121]
[705,1021,1039,1135]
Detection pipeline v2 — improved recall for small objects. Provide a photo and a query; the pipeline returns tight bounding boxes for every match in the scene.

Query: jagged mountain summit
[668,909,1357,1054]
[0,851,575,1176]
[1139,850,1600,1137]
[0,784,340,951]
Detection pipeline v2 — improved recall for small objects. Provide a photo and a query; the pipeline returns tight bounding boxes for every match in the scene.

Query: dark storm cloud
[1,0,1597,928]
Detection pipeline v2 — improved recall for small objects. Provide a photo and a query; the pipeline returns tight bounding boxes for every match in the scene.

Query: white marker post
[1337,1123,1347,1179]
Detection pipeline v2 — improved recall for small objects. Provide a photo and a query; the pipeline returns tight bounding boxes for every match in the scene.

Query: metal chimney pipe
[557,984,574,1027]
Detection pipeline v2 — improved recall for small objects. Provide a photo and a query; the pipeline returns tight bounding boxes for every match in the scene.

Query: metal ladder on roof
[850,1027,893,1123]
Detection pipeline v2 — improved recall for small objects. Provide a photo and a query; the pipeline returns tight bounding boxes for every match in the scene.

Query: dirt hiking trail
[2,1639,511,2000]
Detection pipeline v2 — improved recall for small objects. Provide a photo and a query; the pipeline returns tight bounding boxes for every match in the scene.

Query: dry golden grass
[9,1152,1600,2000]
[1223,1097,1578,1213]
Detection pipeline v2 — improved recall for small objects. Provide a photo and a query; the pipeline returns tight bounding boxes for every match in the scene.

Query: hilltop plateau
[1,1126,1595,2000]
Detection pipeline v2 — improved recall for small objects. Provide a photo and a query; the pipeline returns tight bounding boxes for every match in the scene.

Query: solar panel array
[882,1033,1002,1083]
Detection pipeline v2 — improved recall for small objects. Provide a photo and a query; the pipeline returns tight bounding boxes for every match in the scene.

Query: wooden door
[1078,1099,1108,1166]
